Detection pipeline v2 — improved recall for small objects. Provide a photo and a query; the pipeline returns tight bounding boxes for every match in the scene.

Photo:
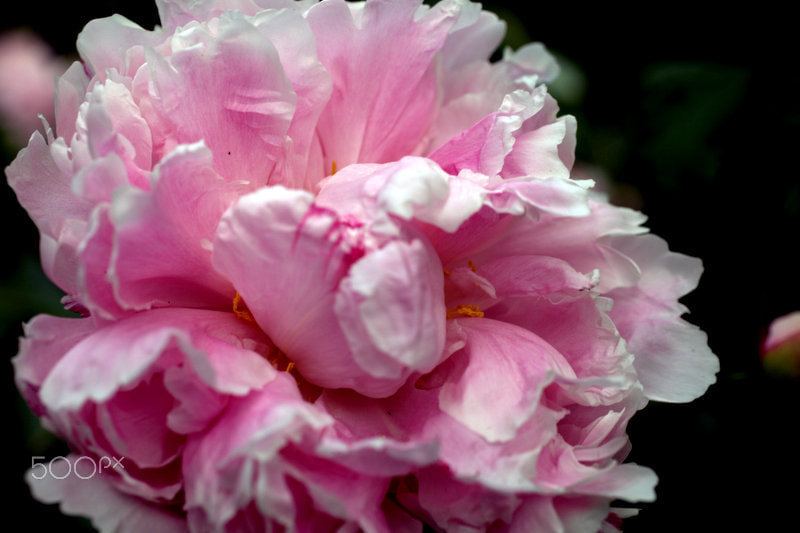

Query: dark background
[2,2,797,531]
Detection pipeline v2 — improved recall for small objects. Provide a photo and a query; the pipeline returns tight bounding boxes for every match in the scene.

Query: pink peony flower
[0,30,68,147]
[762,312,800,377]
[7,0,718,531]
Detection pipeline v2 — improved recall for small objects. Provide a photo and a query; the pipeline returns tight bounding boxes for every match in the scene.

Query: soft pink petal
[610,291,717,403]
[491,292,635,401]
[321,372,559,492]
[452,201,647,293]
[215,185,444,396]
[54,61,90,142]
[607,234,718,402]
[250,7,333,190]
[440,4,505,70]
[162,366,230,434]
[212,186,376,393]
[317,157,481,235]
[6,131,92,293]
[506,496,610,533]
[483,175,591,218]
[183,373,333,530]
[426,61,510,153]
[155,0,316,31]
[30,308,273,500]
[280,445,392,532]
[478,255,595,299]
[764,311,800,351]
[39,308,273,411]
[502,114,574,180]
[415,466,519,530]
[500,42,561,86]
[77,15,164,81]
[316,432,439,478]
[83,78,152,185]
[570,464,657,503]
[109,142,242,310]
[76,205,127,319]
[92,371,184,470]
[430,89,545,177]
[38,220,87,298]
[439,318,574,442]
[307,0,461,168]
[144,13,296,182]
[334,238,446,379]
[12,314,98,419]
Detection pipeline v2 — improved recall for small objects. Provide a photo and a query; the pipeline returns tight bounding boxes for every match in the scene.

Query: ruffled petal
[607,234,718,402]
[77,15,164,81]
[155,0,316,31]
[82,78,152,187]
[12,314,98,419]
[212,187,365,389]
[109,142,240,311]
[39,308,273,411]
[6,131,92,293]
[144,12,296,182]
[439,318,574,443]
[317,156,481,235]
[307,0,461,168]
[335,238,446,380]
[506,496,611,533]
[440,3,505,70]
[249,7,333,189]
[183,373,332,531]
[214,185,445,397]
[54,61,90,141]
[431,88,568,179]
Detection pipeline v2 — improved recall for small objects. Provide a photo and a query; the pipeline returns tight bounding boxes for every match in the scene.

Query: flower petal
[439,318,574,443]
[145,13,296,183]
[307,0,461,167]
[13,314,97,419]
[77,15,163,81]
[335,238,446,379]
[214,185,442,397]
[6,131,92,293]
[109,142,242,310]
[39,308,273,411]
[607,234,718,402]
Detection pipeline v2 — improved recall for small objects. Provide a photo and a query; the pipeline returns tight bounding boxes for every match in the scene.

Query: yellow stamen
[265,346,321,402]
[233,292,255,322]
[468,260,477,272]
[331,160,337,175]
[446,304,484,319]
[443,268,451,276]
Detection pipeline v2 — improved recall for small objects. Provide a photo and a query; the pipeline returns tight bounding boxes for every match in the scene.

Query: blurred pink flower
[7,0,718,531]
[0,30,67,146]
[762,312,800,377]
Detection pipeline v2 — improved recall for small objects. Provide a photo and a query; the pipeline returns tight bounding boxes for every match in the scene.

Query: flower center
[446,304,484,319]
[232,292,255,322]
[233,292,322,402]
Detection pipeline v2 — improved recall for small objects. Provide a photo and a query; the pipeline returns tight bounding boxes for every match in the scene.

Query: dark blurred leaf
[641,63,749,188]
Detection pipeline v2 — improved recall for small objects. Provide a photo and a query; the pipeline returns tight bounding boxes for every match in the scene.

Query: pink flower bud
[763,312,800,377]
